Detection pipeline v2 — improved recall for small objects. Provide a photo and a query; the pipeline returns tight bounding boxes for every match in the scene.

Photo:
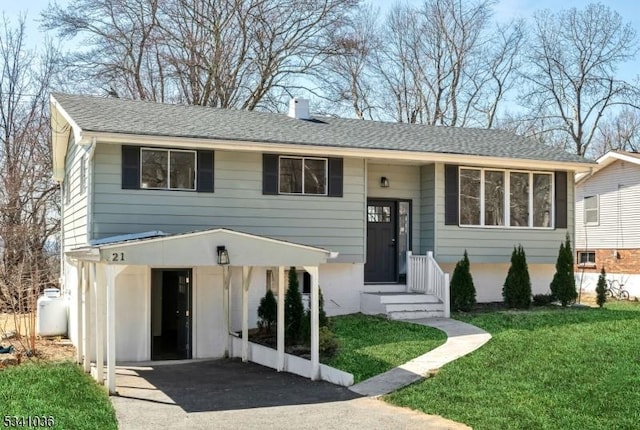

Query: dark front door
[365,200,397,283]
[151,269,192,360]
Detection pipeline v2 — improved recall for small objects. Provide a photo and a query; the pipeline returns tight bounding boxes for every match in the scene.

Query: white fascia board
[65,247,101,262]
[596,151,640,167]
[50,95,85,182]
[96,228,333,256]
[87,131,594,173]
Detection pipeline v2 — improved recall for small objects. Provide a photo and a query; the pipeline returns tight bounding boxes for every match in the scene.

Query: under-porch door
[151,269,192,360]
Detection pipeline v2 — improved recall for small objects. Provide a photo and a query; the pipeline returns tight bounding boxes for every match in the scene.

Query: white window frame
[458,167,555,229]
[577,250,596,268]
[278,156,328,196]
[140,148,197,191]
[583,195,599,226]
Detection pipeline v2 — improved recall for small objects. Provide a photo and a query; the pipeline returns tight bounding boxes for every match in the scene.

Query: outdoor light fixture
[217,246,230,265]
[380,176,390,188]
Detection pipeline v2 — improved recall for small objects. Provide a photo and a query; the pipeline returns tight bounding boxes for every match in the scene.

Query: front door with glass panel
[365,200,411,283]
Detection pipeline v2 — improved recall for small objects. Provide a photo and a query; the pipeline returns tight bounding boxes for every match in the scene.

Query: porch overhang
[66,228,336,266]
[67,228,335,394]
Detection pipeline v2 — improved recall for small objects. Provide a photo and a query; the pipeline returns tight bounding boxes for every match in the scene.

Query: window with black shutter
[121,146,214,192]
[263,153,343,197]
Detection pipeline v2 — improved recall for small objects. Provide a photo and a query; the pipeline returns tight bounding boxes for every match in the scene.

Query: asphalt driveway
[111,359,469,430]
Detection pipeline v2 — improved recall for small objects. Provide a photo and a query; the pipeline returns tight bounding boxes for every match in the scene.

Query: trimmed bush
[285,267,304,344]
[596,267,607,308]
[532,293,554,306]
[301,288,329,343]
[550,233,577,306]
[450,250,476,312]
[503,244,531,309]
[319,326,339,358]
[257,289,277,333]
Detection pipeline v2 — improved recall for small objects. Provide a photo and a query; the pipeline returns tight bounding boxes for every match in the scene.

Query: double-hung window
[279,156,327,195]
[459,167,553,228]
[584,195,599,225]
[141,148,196,190]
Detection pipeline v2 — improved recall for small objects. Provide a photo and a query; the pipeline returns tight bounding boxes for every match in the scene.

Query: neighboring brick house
[575,150,640,298]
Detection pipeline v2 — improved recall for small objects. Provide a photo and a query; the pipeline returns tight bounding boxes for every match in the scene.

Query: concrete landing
[349,318,491,397]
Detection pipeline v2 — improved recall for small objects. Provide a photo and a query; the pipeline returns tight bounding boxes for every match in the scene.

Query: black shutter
[555,171,568,229]
[263,154,279,195]
[197,150,214,192]
[122,146,140,189]
[444,164,459,225]
[328,157,343,197]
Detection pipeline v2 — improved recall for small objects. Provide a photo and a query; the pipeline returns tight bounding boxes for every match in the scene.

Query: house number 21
[111,252,125,262]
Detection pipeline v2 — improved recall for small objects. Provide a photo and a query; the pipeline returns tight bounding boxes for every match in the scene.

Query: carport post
[222,266,232,356]
[94,263,105,385]
[83,264,92,373]
[106,265,121,395]
[303,266,320,381]
[241,266,253,362]
[75,262,84,365]
[277,266,285,371]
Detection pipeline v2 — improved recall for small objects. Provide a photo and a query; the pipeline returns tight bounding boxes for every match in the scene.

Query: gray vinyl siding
[91,144,365,262]
[433,163,574,264]
[575,160,640,249]
[420,164,435,253]
[62,136,89,251]
[366,163,421,253]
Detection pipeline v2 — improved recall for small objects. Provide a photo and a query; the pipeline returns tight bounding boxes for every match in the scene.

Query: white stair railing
[406,251,450,318]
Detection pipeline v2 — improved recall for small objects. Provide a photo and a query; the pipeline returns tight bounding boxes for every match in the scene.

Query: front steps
[360,292,445,319]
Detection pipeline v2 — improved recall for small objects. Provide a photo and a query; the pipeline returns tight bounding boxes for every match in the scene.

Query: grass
[325,313,446,382]
[385,301,640,430]
[0,361,118,430]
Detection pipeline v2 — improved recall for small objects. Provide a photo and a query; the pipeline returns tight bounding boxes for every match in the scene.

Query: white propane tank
[36,288,68,337]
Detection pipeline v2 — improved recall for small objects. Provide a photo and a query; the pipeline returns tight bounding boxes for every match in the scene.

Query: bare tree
[0,15,60,331]
[591,107,640,156]
[313,4,381,119]
[519,4,638,156]
[43,0,359,109]
[370,0,520,127]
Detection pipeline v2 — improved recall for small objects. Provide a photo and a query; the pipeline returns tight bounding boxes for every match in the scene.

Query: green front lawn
[385,302,640,430]
[0,361,118,429]
[325,313,446,382]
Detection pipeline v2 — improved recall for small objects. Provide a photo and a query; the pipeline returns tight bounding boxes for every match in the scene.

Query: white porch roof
[66,228,338,266]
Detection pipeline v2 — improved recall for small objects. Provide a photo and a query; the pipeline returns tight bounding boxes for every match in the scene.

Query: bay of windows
[459,168,553,228]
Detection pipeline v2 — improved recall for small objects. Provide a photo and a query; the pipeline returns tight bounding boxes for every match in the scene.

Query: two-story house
[51,93,590,391]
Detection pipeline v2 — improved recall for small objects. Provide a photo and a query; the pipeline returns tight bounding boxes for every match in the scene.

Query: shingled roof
[52,93,587,164]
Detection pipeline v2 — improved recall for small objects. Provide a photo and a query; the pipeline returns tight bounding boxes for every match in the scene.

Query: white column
[75,262,84,365]
[303,266,320,381]
[276,266,285,371]
[83,264,93,373]
[93,263,104,385]
[222,266,232,356]
[241,266,253,362]
[106,265,120,394]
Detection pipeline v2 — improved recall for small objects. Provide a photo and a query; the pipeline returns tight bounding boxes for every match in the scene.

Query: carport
[66,228,337,394]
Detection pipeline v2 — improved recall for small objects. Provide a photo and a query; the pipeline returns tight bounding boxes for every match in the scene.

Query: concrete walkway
[349,318,491,397]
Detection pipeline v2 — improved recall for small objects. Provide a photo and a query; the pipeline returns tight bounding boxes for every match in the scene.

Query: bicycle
[605,278,630,300]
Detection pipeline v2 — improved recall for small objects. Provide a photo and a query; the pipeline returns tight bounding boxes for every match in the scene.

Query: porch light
[380,176,390,188]
[217,246,230,265]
